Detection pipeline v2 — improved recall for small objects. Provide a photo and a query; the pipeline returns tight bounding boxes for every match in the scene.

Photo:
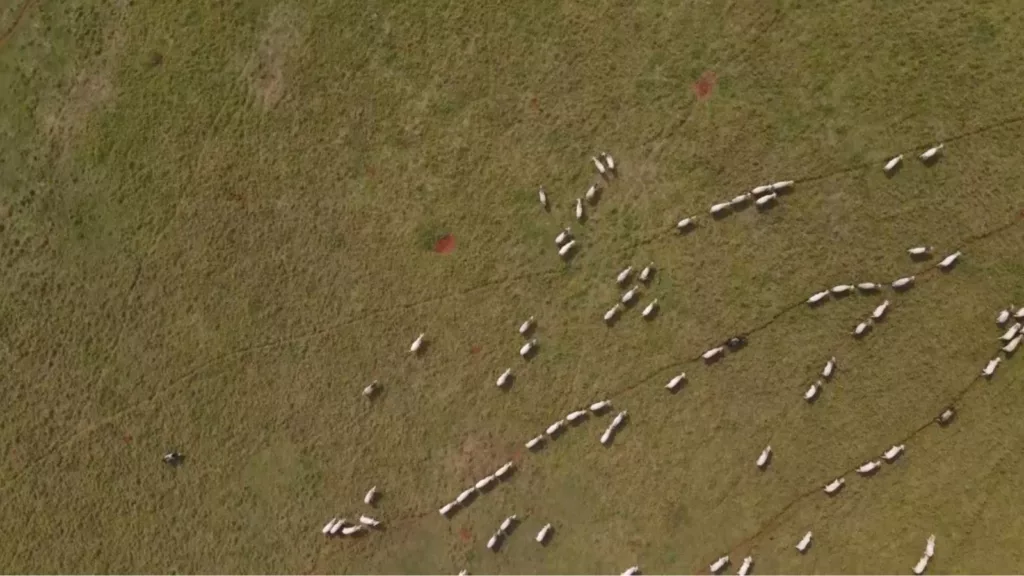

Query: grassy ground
[2,0,1024,572]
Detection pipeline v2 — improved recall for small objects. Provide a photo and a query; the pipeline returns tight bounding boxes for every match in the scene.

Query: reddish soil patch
[434,234,455,254]
[459,528,472,542]
[530,96,540,111]
[693,71,717,100]
[123,433,133,444]
[470,344,481,354]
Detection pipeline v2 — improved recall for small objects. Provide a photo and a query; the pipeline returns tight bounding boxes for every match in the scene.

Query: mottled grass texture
[1,0,1023,573]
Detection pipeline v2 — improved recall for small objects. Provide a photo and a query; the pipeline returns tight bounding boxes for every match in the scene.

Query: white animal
[913,555,929,575]
[558,239,577,258]
[575,198,584,221]
[807,290,830,305]
[520,339,538,358]
[908,246,933,257]
[999,322,1021,342]
[938,251,961,269]
[857,460,881,475]
[593,156,607,176]
[884,154,903,173]
[499,515,517,533]
[920,143,944,162]
[604,303,624,323]
[710,555,730,574]
[702,346,725,361]
[822,357,837,379]
[982,357,1001,378]
[590,400,611,412]
[731,193,751,206]
[853,320,873,337]
[925,534,936,558]
[872,300,891,320]
[754,192,777,207]
[621,286,639,304]
[892,276,915,289]
[342,524,366,536]
[824,477,845,494]
[796,531,813,553]
[526,435,545,450]
[997,308,1012,325]
[585,183,599,204]
[857,282,881,292]
[665,372,686,392]
[770,180,794,192]
[475,475,495,491]
[831,284,854,295]
[520,316,536,335]
[641,299,659,318]
[622,566,641,576]
[458,570,469,576]
[359,515,380,527]
[494,461,514,480]
[600,427,614,446]
[617,266,634,285]
[804,381,821,402]
[364,486,379,505]
[496,368,512,388]
[487,532,501,551]
[546,420,565,436]
[677,216,696,231]
[1003,335,1022,354]
[363,381,380,398]
[756,445,772,469]
[322,518,338,535]
[751,184,772,196]
[710,202,732,216]
[1016,306,1024,319]
[456,488,476,504]
[539,187,548,209]
[410,333,426,353]
[566,410,588,423]
[738,556,753,576]
[603,152,616,171]
[555,228,571,246]
[882,444,905,462]
[536,523,552,543]
[611,410,628,429]
[639,263,655,282]
[330,518,347,535]
[439,502,457,516]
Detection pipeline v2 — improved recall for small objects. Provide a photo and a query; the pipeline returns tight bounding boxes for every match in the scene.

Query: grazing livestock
[558,239,577,258]
[1016,306,1024,319]
[807,290,830,305]
[999,322,1021,342]
[520,339,538,358]
[590,400,611,413]
[926,534,936,558]
[600,427,614,446]
[770,180,794,192]
[703,345,726,362]
[475,475,496,491]
[804,381,821,402]
[882,444,905,463]
[997,308,1012,325]
[363,380,380,398]
[459,571,469,576]
[555,228,572,246]
[857,282,881,292]
[751,184,772,196]
[710,202,732,216]
[364,486,379,505]
[822,357,837,379]
[359,515,381,527]
[908,246,933,257]
[457,488,476,505]
[853,320,873,338]
[756,445,772,469]
[536,523,553,544]
[500,515,518,533]
[617,266,634,285]
[329,519,347,535]
[496,368,512,388]
[622,567,641,576]
[546,420,565,436]
[494,461,514,480]
[639,263,655,282]
[796,531,813,553]
[665,372,687,392]
[576,198,585,221]
[857,460,882,475]
[677,216,696,232]
[982,357,1002,378]
[641,299,659,319]
[710,556,730,574]
[593,156,607,176]
[586,183,600,204]
[884,154,903,173]
[755,192,777,208]
[605,303,624,323]
[410,333,426,353]
[726,335,748,350]
[566,410,588,423]
[487,532,502,551]
[731,193,751,206]
[342,524,366,536]
[621,286,640,305]
[738,556,753,576]
[520,316,536,335]
[602,152,616,172]
[872,300,891,320]
[611,411,628,429]
[824,477,845,495]
[526,435,545,450]
[831,284,854,295]
[1003,335,1022,355]
[892,276,915,290]
[322,518,338,535]
[938,251,961,269]
[937,407,956,426]
[439,502,457,516]
[913,555,930,575]
[539,187,548,209]
[162,451,184,466]
[920,143,944,163]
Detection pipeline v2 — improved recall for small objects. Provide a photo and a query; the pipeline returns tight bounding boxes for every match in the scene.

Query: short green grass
[2,0,1024,572]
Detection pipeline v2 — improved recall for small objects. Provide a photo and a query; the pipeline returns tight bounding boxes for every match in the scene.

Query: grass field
[2,0,1024,573]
